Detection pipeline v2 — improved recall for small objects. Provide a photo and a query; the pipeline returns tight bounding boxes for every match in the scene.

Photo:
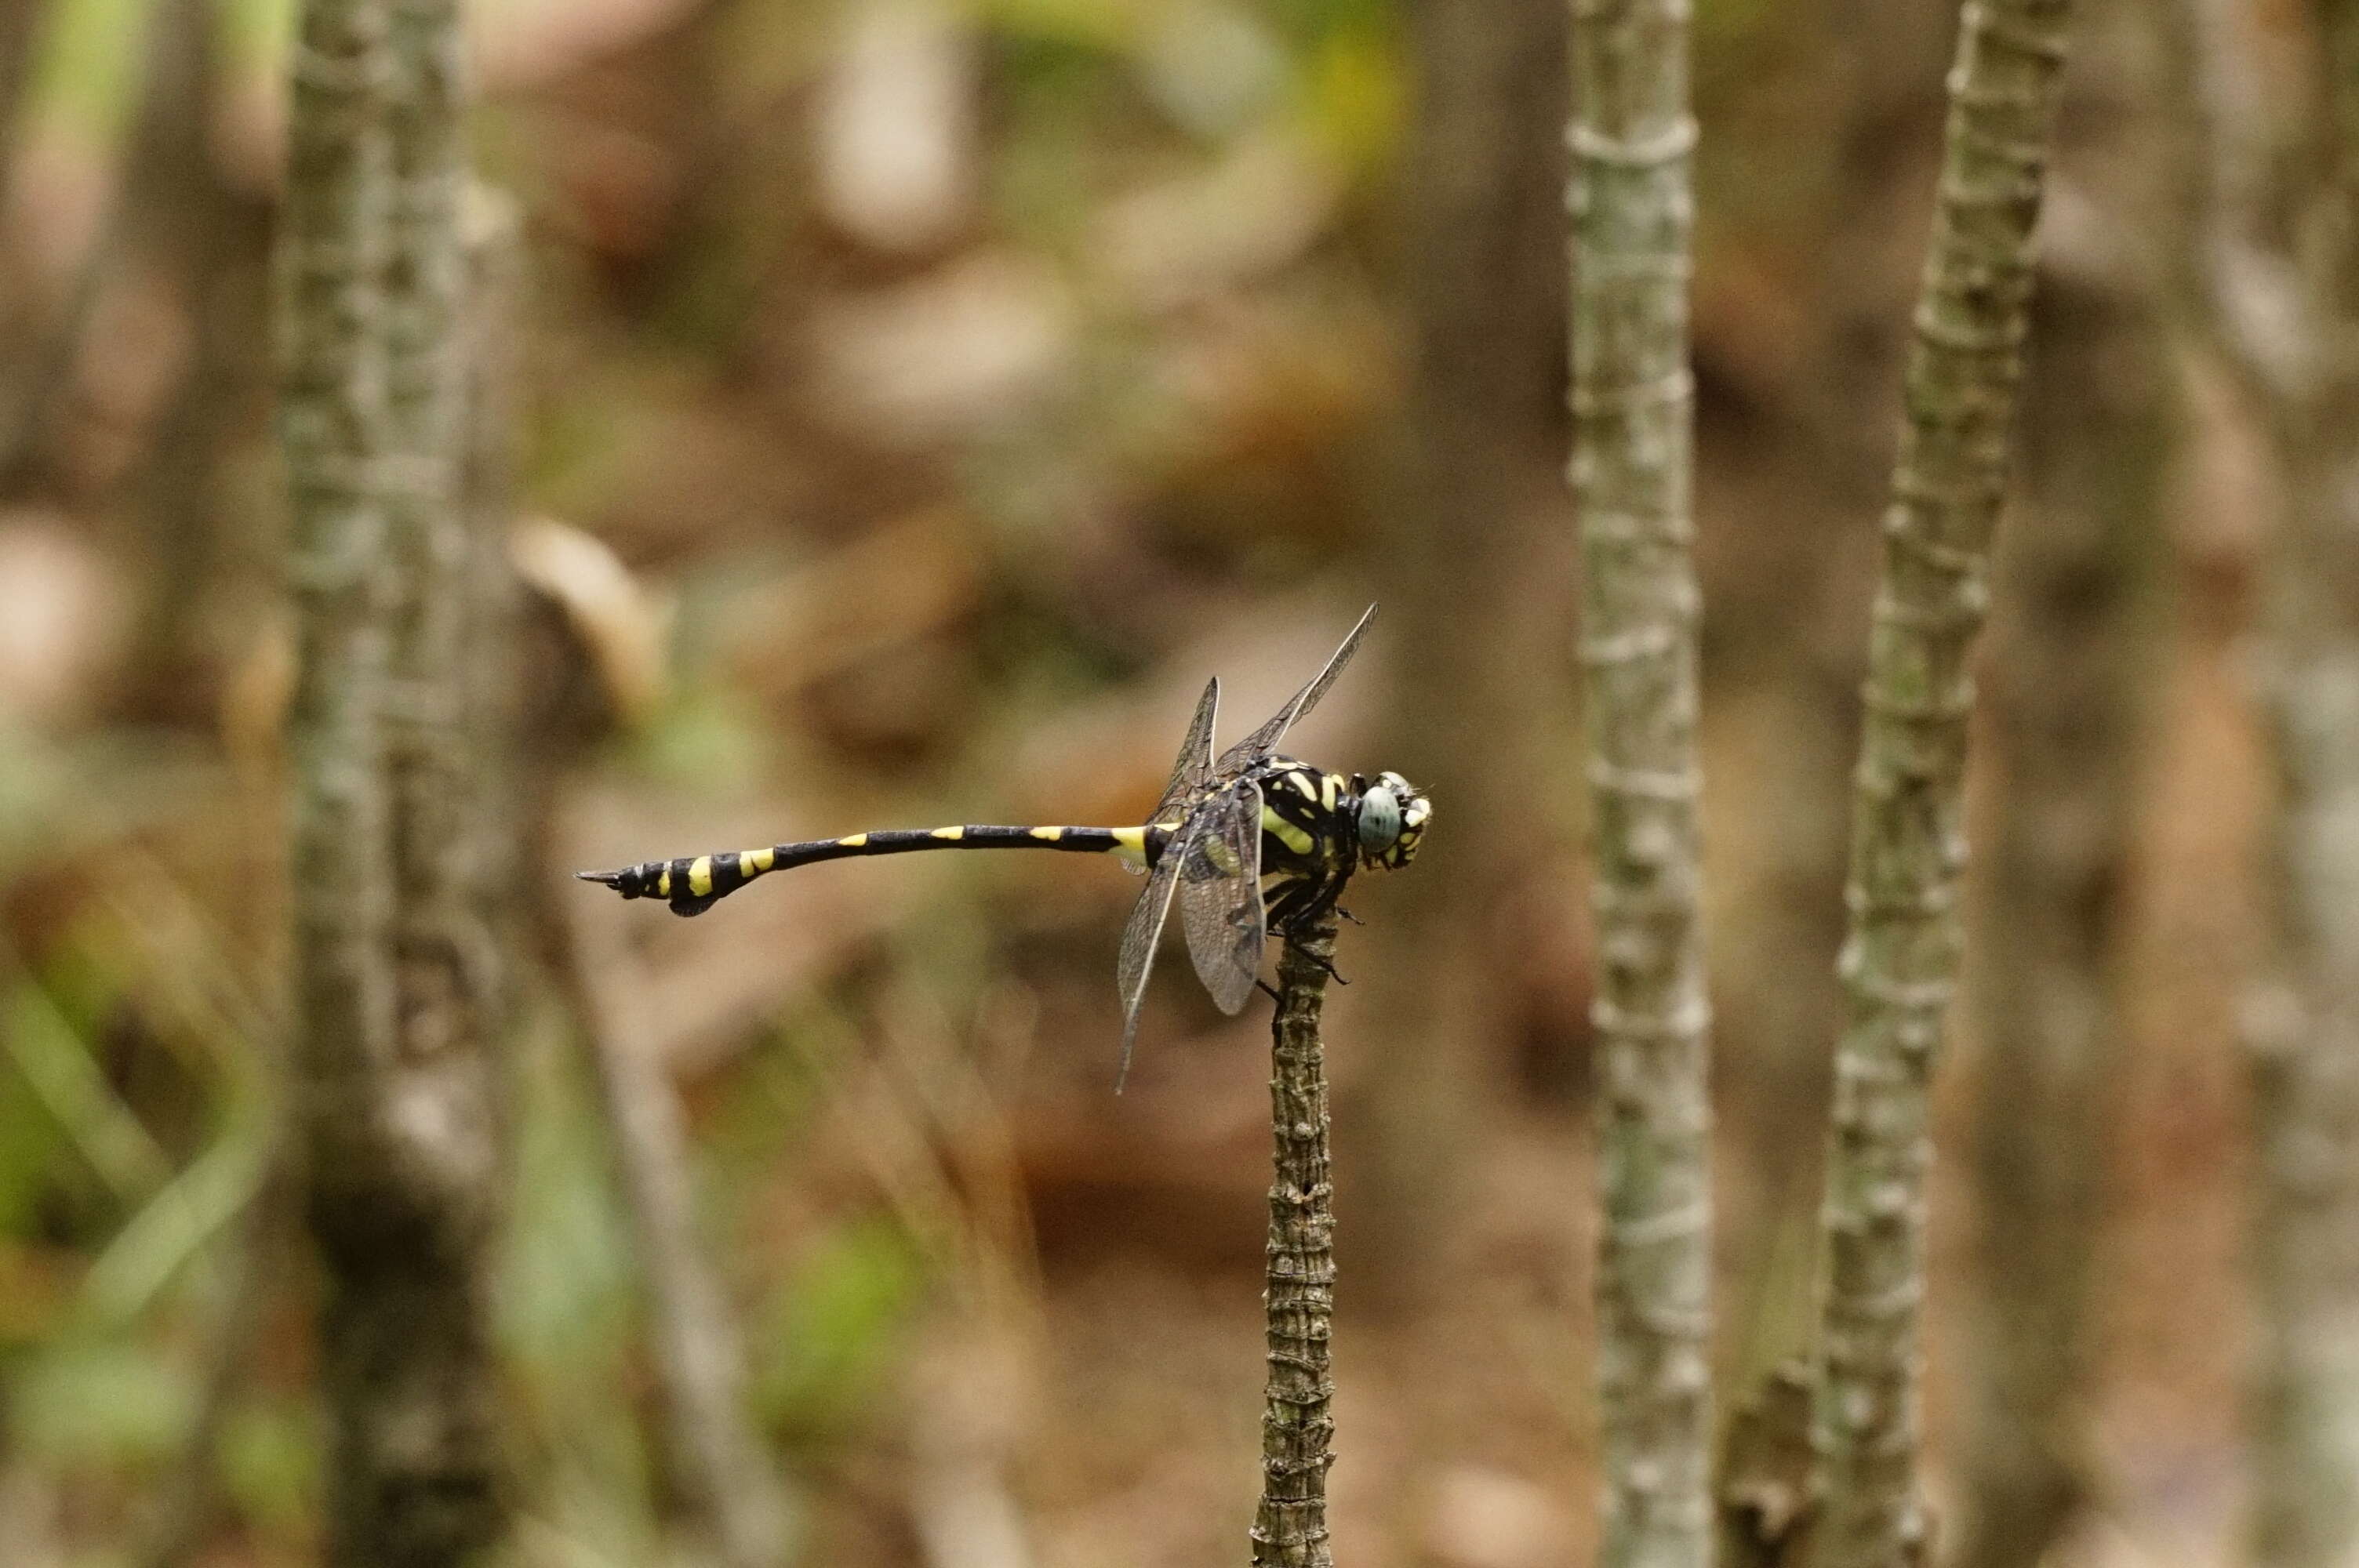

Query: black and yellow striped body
[591,822,1158,916]
[1248,758,1360,933]
[587,757,1364,927]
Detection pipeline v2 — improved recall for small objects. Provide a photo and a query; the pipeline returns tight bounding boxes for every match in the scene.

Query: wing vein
[1213,604,1376,774]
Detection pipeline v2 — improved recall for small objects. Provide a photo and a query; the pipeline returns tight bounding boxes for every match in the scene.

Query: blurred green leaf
[218,0,295,76]
[497,1011,672,1562]
[220,1397,324,1539]
[82,1121,267,1327]
[1695,0,1779,48]
[703,1039,824,1228]
[627,678,772,797]
[498,1016,638,1372]
[9,1339,195,1463]
[983,0,1137,53]
[2,973,171,1205]
[0,725,220,895]
[1297,24,1399,172]
[0,1056,69,1241]
[21,0,158,144]
[754,1216,925,1434]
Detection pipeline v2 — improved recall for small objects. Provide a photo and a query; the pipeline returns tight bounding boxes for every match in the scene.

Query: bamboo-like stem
[1804,2,2073,1566]
[279,0,402,1446]
[1567,0,1714,1564]
[1252,917,1340,1568]
[282,0,509,1559]
[2246,4,2359,1555]
[2167,0,2359,1561]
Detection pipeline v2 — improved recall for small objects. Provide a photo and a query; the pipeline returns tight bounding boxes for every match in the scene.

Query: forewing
[1151,677,1220,828]
[1114,848,1184,1090]
[1177,780,1266,1015]
[1213,604,1376,774]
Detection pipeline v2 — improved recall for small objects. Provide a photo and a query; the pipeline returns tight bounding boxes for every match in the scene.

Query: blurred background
[0,0,2304,1561]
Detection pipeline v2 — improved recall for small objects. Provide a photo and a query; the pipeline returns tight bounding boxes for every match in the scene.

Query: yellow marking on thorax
[689,856,714,896]
[839,833,868,848]
[1320,773,1339,810]
[1110,825,1150,868]
[931,826,965,840]
[1029,826,1065,840]
[1261,805,1314,855]
[743,847,775,873]
[1288,770,1321,800]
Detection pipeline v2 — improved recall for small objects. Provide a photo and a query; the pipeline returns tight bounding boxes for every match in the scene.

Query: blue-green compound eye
[1357,785,1403,855]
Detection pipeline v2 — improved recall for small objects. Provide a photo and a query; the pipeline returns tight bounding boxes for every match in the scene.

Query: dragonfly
[580,605,1431,1085]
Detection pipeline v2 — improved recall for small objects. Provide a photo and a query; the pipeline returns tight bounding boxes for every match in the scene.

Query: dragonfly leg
[1294,946,1348,986]
[1256,978,1283,1004]
[1335,906,1365,926]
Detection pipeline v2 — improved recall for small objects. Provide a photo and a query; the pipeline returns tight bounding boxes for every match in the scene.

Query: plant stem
[1805,2,2073,1566]
[282,0,509,1559]
[1568,0,1714,1563]
[2245,0,2359,1545]
[2168,0,2359,1559]
[1252,917,1340,1568]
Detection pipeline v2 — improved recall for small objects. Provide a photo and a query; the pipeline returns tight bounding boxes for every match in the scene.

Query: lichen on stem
[1252,916,1341,1568]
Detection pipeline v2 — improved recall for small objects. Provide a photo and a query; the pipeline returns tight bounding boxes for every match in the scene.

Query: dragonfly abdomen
[583,823,1157,916]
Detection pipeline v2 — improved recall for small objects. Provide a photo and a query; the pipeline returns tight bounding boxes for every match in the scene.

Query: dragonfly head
[1351,771,1430,871]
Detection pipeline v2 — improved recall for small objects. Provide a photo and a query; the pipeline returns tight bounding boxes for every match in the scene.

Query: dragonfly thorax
[1227,759,1427,927]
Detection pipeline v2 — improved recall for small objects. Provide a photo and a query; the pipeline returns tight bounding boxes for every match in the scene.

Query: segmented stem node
[1254,918,1342,1568]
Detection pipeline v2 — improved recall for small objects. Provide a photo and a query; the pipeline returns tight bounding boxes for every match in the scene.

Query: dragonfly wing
[1177,779,1266,1015]
[1213,604,1376,775]
[1114,846,1185,1089]
[1151,676,1220,829]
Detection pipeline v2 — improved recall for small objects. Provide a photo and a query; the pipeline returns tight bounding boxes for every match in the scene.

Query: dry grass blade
[565,887,795,1568]
[0,958,172,1203]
